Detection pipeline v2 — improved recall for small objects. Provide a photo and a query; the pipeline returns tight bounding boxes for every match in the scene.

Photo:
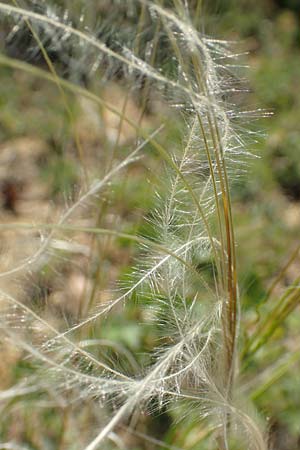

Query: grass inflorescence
[0,1,299,449]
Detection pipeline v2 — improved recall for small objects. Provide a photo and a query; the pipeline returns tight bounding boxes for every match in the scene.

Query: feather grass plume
[0,1,267,449]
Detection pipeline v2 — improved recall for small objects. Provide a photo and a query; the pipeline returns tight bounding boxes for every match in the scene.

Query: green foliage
[41,154,78,199]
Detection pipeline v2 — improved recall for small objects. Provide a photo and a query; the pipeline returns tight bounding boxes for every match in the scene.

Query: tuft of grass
[0,1,299,450]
